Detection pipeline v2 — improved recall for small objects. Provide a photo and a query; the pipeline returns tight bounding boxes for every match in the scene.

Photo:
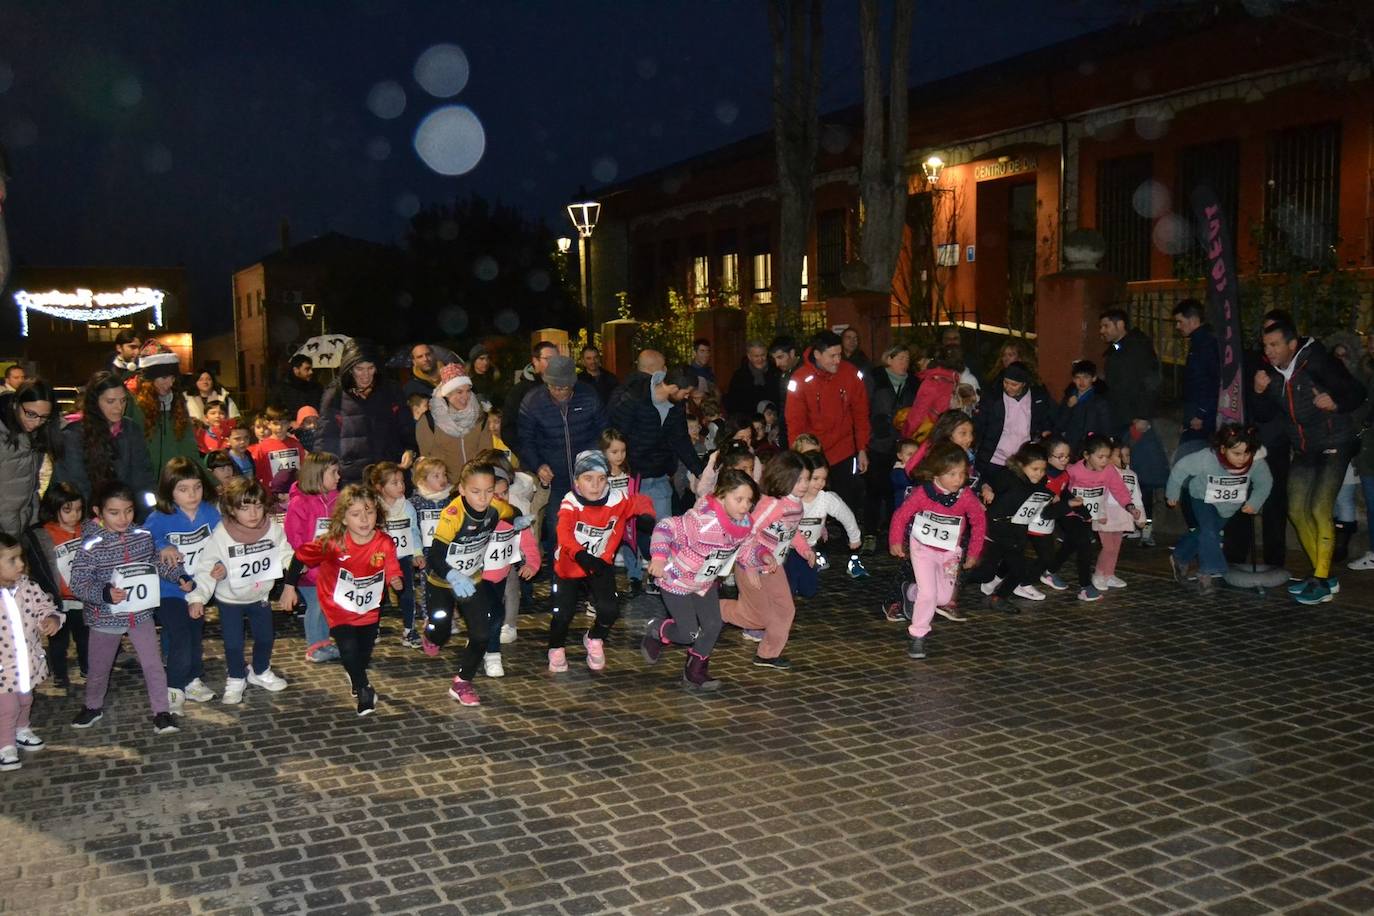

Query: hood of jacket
[338,338,385,391]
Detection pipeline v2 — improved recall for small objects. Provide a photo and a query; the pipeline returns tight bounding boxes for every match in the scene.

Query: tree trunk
[769,0,822,335]
[856,0,914,295]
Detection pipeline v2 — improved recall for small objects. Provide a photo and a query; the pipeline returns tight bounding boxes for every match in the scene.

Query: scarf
[223,512,271,545]
[430,392,483,439]
[1218,448,1254,474]
[416,483,452,503]
[921,481,962,509]
[885,368,907,393]
[413,365,441,387]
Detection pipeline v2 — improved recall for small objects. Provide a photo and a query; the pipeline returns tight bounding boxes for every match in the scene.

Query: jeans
[220,599,275,679]
[1172,495,1229,576]
[300,586,331,647]
[638,475,674,560]
[156,596,204,690]
[1289,446,1353,578]
[1334,476,1358,523]
[617,543,643,582]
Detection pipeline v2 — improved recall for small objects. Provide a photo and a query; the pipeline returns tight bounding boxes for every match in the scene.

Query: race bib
[798,516,825,546]
[1029,509,1056,535]
[384,517,414,556]
[912,511,963,549]
[267,448,300,476]
[608,474,630,497]
[1073,487,1106,521]
[693,546,740,584]
[419,509,441,547]
[313,517,331,538]
[53,538,81,586]
[226,538,282,583]
[483,527,522,571]
[574,522,614,557]
[1204,474,1247,505]
[765,519,798,563]
[1011,492,1052,526]
[111,562,159,614]
[332,569,384,615]
[445,537,488,576]
[167,525,212,574]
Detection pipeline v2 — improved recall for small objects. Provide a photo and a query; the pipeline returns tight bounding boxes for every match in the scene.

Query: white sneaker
[247,668,288,692]
[184,678,216,703]
[0,746,19,771]
[980,576,1002,596]
[14,728,44,752]
[1091,574,1112,592]
[1348,551,1374,571]
[222,678,247,705]
[499,624,518,644]
[1012,584,1046,601]
[482,652,505,678]
[584,602,597,618]
[167,687,186,715]
[1101,574,1127,589]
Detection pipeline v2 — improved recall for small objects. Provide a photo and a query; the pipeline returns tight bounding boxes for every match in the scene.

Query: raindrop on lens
[414,44,470,98]
[1132,179,1170,219]
[112,76,142,108]
[592,156,618,183]
[437,305,469,335]
[1152,214,1192,255]
[473,255,499,281]
[394,192,421,219]
[526,270,550,292]
[414,105,486,176]
[820,124,850,155]
[494,308,519,334]
[714,100,738,125]
[366,80,406,119]
[142,144,172,174]
[366,136,391,161]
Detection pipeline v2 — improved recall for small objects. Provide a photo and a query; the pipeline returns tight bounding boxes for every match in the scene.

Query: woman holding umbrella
[318,338,416,483]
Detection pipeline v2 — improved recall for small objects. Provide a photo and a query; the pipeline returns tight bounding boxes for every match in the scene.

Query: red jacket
[295,528,400,628]
[250,436,305,499]
[784,349,871,466]
[553,488,653,579]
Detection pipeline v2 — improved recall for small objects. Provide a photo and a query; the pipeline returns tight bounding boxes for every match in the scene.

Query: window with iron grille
[816,209,846,299]
[1096,154,1153,281]
[1263,121,1340,272]
[690,255,709,308]
[1175,140,1240,279]
[748,224,772,304]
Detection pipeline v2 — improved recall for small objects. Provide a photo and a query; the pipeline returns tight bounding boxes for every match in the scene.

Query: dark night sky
[1,0,1110,335]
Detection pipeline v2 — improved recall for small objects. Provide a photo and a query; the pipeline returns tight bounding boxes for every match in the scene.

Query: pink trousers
[1095,531,1124,578]
[720,567,795,659]
[0,691,33,749]
[909,542,959,639]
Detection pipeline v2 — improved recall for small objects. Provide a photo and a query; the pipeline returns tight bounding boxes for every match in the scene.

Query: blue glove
[511,515,533,532]
[446,570,477,598]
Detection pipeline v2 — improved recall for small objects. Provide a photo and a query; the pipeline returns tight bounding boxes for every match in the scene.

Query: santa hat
[436,362,473,399]
[139,351,181,380]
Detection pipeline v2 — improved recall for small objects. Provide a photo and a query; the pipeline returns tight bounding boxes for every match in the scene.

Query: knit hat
[436,362,473,399]
[294,405,319,427]
[468,343,489,362]
[573,449,609,477]
[544,355,576,388]
[1002,361,1032,384]
[139,351,181,380]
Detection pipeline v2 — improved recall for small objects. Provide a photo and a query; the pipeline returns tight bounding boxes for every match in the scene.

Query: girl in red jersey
[282,484,401,717]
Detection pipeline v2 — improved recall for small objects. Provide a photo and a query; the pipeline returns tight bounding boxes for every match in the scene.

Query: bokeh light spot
[395,192,421,219]
[437,305,469,335]
[414,44,470,98]
[592,156,618,183]
[1132,179,1171,219]
[494,308,520,334]
[143,144,172,174]
[366,80,406,119]
[414,105,486,176]
[366,136,391,161]
[473,255,499,281]
[714,100,739,125]
[112,76,142,108]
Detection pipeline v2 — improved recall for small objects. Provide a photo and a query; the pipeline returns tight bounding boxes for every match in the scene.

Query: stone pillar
[600,319,638,378]
[826,291,893,363]
[1034,270,1123,395]
[693,308,746,389]
[532,328,571,356]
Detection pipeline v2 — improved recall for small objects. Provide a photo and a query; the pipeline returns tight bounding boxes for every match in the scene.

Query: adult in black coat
[972,362,1054,478]
[610,366,704,482]
[863,345,918,535]
[1172,299,1220,448]
[1055,360,1114,452]
[723,341,779,419]
[501,339,559,451]
[266,354,324,418]
[1099,308,1161,435]
[318,339,415,483]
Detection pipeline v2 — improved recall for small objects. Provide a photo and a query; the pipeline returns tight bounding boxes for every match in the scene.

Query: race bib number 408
[333,569,384,615]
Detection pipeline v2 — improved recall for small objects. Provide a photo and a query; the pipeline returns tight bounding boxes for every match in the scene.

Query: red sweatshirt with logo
[294,528,400,628]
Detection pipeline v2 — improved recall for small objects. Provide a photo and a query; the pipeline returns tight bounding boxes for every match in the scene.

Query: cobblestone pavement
[4,546,1374,916]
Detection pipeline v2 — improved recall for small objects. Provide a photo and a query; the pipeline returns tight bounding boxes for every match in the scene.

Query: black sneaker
[152,712,180,734]
[629,578,644,598]
[1169,552,1188,584]
[907,637,927,660]
[643,578,661,596]
[357,686,377,717]
[71,707,103,728]
[752,655,792,670]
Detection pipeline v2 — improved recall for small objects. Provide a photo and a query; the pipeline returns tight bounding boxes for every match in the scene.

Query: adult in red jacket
[785,329,872,515]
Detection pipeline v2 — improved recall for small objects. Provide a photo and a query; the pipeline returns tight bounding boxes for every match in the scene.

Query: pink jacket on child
[283,483,339,588]
[736,495,813,571]
[888,482,987,562]
[0,576,64,694]
[650,495,754,596]
[1065,460,1135,522]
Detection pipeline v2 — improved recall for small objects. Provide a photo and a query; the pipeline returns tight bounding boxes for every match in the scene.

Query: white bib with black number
[54,538,82,586]
[1204,474,1247,505]
[226,538,282,584]
[445,537,487,577]
[798,516,825,547]
[484,527,522,571]
[1073,486,1106,521]
[1011,492,1052,526]
[766,519,798,564]
[419,509,441,548]
[607,475,630,498]
[313,517,330,538]
[573,522,614,558]
[111,562,159,614]
[693,546,740,584]
[384,517,414,557]
[332,569,384,615]
[912,511,963,549]
[167,525,212,574]
[268,447,300,476]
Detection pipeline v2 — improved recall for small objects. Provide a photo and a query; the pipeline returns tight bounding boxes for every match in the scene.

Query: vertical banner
[1191,186,1244,426]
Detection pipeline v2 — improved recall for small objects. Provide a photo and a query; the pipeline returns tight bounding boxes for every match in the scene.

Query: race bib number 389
[1205,474,1247,505]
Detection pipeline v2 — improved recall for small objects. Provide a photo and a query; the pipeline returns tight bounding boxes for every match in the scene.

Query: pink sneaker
[448,676,480,706]
[547,648,568,673]
[421,634,440,657]
[583,634,605,671]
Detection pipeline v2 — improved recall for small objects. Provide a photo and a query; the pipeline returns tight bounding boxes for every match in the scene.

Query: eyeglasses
[20,406,51,423]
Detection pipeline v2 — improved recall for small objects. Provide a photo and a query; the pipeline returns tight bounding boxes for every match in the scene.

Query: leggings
[424,580,497,681]
[0,691,34,749]
[1289,446,1353,578]
[1095,531,1124,578]
[85,623,169,714]
[47,600,89,680]
[549,565,618,649]
[330,622,378,694]
[661,586,724,656]
[1050,516,1098,588]
[394,555,416,629]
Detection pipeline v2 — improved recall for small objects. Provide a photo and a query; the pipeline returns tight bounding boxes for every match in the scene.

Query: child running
[720,450,813,670]
[477,461,540,677]
[283,484,402,716]
[408,456,452,647]
[284,451,342,662]
[1092,441,1148,590]
[144,457,221,711]
[599,429,645,596]
[1030,436,1078,592]
[969,443,1070,611]
[644,468,759,690]
[368,462,423,648]
[69,481,182,734]
[27,483,89,686]
[0,534,65,772]
[188,476,293,704]
[889,442,987,660]
[790,453,863,598]
[1056,436,1140,601]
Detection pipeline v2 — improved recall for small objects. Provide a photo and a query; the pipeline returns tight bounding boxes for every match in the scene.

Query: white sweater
[187,520,294,606]
[798,491,861,547]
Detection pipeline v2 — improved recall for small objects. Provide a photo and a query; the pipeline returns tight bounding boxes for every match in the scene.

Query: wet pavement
[4,545,1373,915]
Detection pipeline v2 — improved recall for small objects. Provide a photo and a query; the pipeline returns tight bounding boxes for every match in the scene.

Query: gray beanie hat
[544,355,576,388]
[573,449,609,477]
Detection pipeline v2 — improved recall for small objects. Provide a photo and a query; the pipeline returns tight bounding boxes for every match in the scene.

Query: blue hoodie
[143,502,223,599]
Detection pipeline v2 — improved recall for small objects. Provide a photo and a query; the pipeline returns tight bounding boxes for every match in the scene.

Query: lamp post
[921,155,944,186]
[301,301,325,336]
[566,201,600,338]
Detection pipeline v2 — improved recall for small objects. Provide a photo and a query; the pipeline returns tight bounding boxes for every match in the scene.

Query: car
[52,386,80,416]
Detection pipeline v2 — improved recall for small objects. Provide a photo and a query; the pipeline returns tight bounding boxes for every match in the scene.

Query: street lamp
[556,237,572,255]
[922,155,945,186]
[566,201,600,336]
[301,301,325,335]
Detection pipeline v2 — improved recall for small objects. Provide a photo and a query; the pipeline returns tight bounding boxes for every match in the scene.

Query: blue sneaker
[846,556,869,579]
[1077,585,1103,602]
[1039,572,1068,591]
[741,629,764,642]
[1323,577,1340,595]
[1295,580,1333,605]
[1286,577,1312,596]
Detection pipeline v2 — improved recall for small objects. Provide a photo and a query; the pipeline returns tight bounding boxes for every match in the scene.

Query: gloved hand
[576,550,608,575]
[511,515,533,532]
[446,569,477,598]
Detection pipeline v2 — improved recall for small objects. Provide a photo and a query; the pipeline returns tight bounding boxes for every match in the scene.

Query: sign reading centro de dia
[974,156,1038,181]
